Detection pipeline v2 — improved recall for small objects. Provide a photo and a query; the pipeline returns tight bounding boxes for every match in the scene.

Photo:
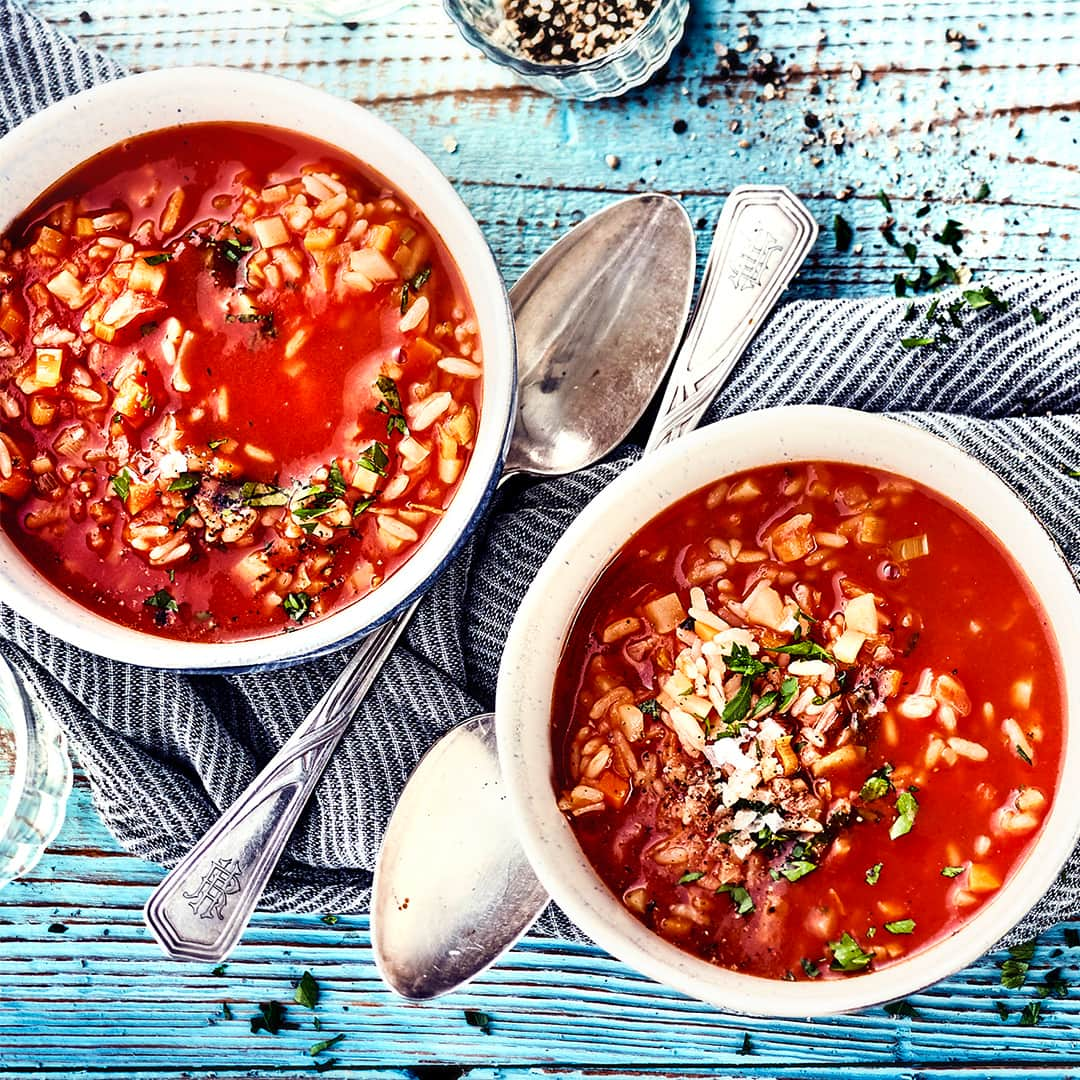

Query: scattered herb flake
[834,214,853,252]
[357,441,390,477]
[1001,940,1036,989]
[639,698,660,719]
[885,919,916,935]
[829,931,874,972]
[1066,929,1080,948]
[941,865,965,878]
[144,589,178,614]
[410,266,432,290]
[890,791,919,839]
[884,999,920,1018]
[250,1001,289,1035]
[294,970,319,1009]
[916,205,931,218]
[860,763,894,802]
[143,252,173,265]
[772,639,834,663]
[903,241,918,264]
[222,1002,233,1020]
[47,922,67,933]
[778,676,799,713]
[994,1000,1010,1020]
[1038,967,1069,999]
[963,285,1009,312]
[801,957,821,979]
[717,883,755,916]
[309,1033,345,1056]
[780,860,817,883]
[738,1033,752,1056]
[464,1009,491,1034]
[974,181,991,201]
[876,191,892,212]
[320,915,340,925]
[282,592,312,624]
[901,336,936,349]
[1031,305,1048,325]
[1019,1001,1042,1027]
[933,218,965,254]
[866,862,883,886]
[211,964,227,976]
[1016,744,1033,765]
[168,471,201,492]
[111,470,132,500]
[678,871,705,884]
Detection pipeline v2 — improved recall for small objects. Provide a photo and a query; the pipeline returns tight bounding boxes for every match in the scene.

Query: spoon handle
[144,609,411,962]
[644,186,818,454]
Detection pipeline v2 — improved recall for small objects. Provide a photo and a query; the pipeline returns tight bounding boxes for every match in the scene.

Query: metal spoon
[373,185,819,999]
[144,192,698,963]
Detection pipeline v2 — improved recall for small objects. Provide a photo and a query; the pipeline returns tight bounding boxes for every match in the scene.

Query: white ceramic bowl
[0,68,515,671]
[497,404,1080,1016]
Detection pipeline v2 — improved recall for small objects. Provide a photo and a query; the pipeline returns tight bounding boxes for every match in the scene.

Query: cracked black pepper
[494,0,660,64]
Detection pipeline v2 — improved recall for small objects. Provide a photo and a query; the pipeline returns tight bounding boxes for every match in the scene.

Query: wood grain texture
[4,0,1080,1075]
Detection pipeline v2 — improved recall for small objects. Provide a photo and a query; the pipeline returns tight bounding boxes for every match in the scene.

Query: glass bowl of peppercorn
[444,0,689,100]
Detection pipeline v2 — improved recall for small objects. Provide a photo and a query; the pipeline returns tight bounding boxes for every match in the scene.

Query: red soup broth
[552,462,1063,980]
[0,123,482,641]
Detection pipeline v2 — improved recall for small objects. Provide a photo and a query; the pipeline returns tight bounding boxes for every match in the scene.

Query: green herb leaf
[893,273,908,297]
[941,865,965,878]
[834,214,853,252]
[901,335,936,349]
[464,1009,491,1034]
[902,241,918,264]
[964,285,1009,312]
[866,862,883,886]
[916,205,931,218]
[399,283,410,314]
[168,471,201,492]
[876,191,892,212]
[884,999,920,1018]
[309,1033,345,1056]
[222,1002,232,1020]
[717,883,755,916]
[282,592,312,624]
[678,871,705,885]
[885,919,916,935]
[1038,967,1069,999]
[780,860,817,883]
[250,1001,290,1035]
[860,763,894,802]
[974,181,991,201]
[144,589,178,613]
[772,639,834,663]
[375,375,403,414]
[738,1033,752,1056]
[143,252,172,265]
[208,438,227,450]
[111,470,132,500]
[410,266,432,290]
[1019,1001,1042,1027]
[723,642,773,677]
[722,680,755,727]
[1031,305,1048,325]
[751,691,778,718]
[294,970,319,1009]
[174,506,194,529]
[890,791,919,839]
[778,676,799,712]
[240,481,289,507]
[801,957,821,979]
[210,964,227,976]
[639,698,660,719]
[994,1000,1010,1020]
[1016,743,1033,765]
[327,462,347,498]
[357,441,390,477]
[320,915,339,925]
[829,931,874,972]
[47,922,67,933]
[933,218,965,254]
[1001,939,1036,989]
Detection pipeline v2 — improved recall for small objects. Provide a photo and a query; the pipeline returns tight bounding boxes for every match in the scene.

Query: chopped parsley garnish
[884,999,920,1018]
[963,285,1009,312]
[901,335,936,349]
[902,241,918,264]
[320,915,339,925]
[890,790,919,839]
[860,763,894,802]
[352,497,375,516]
[829,931,874,972]
[226,310,276,337]
[1019,1001,1043,1027]
[464,1009,491,1034]
[639,698,660,719]
[941,865,965,878]
[779,859,816,883]
[144,589,178,614]
[876,190,892,212]
[111,470,132,499]
[1001,939,1036,989]
[309,1033,345,1056]
[916,205,931,218]
[834,214,853,252]
[801,957,821,979]
[217,236,252,264]
[168,472,201,492]
[250,1000,293,1035]
[143,252,172,265]
[933,218,965,254]
[208,438,227,450]
[1016,744,1033,765]
[994,1000,1010,1020]
[752,690,778,717]
[716,883,755,916]
[294,970,318,1009]
[240,482,289,508]
[777,676,799,712]
[410,265,432,290]
[374,376,408,437]
[327,462,347,498]
[1038,968,1069,999]
[865,862,883,886]
[678,871,705,884]
[723,642,773,678]
[1031,305,1048,325]
[210,963,227,976]
[282,592,312,624]
[772,639,834,663]
[722,679,755,727]
[885,919,915,935]
[974,181,990,201]
[399,283,411,314]
[357,441,390,477]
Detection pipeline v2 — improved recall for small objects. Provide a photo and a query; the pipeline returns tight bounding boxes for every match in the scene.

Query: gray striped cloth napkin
[1,0,1078,949]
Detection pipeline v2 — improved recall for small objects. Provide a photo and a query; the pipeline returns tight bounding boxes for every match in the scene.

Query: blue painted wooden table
[3,0,1080,1075]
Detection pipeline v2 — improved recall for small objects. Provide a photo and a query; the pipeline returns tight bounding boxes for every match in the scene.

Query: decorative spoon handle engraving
[644,186,818,453]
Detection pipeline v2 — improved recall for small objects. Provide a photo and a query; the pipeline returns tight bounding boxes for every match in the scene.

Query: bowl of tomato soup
[0,69,515,669]
[497,405,1080,1015]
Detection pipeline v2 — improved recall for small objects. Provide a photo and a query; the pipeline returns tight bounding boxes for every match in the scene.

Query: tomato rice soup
[552,462,1063,979]
[0,123,482,640]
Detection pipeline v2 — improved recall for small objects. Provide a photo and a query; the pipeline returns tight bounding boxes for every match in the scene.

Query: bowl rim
[496,404,1080,1016]
[0,67,516,672]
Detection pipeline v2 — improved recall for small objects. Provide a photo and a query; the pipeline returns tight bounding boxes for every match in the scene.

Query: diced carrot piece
[29,397,56,426]
[0,299,25,340]
[36,225,67,257]
[126,480,158,516]
[771,513,816,562]
[406,337,442,366]
[593,768,630,809]
[365,223,394,253]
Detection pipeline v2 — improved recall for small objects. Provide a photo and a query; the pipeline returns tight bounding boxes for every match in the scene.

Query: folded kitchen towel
[1,0,1079,950]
